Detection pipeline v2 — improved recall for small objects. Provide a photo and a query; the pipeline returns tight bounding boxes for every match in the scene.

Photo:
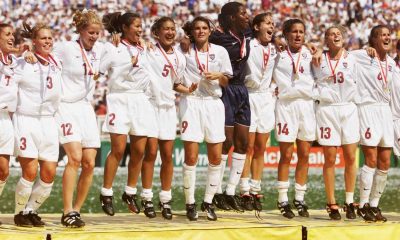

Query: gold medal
[328,76,335,81]
[294,73,299,81]
[131,56,138,66]
[384,87,390,93]
[93,73,100,81]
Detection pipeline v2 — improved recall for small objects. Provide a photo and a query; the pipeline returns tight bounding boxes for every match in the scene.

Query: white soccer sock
[125,185,137,195]
[225,153,246,196]
[369,169,388,207]
[277,181,290,203]
[0,178,7,196]
[159,190,172,203]
[25,179,53,212]
[216,154,228,194]
[15,177,34,214]
[140,188,153,201]
[345,192,354,204]
[250,179,261,194]
[295,183,307,202]
[239,178,250,195]
[101,187,113,197]
[183,163,196,204]
[359,165,375,207]
[204,163,221,204]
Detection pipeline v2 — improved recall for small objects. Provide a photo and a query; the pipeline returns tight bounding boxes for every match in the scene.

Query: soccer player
[274,19,315,219]
[239,12,277,213]
[209,1,251,212]
[313,26,359,220]
[393,41,400,166]
[53,10,104,227]
[354,25,395,222]
[179,16,232,221]
[141,17,186,220]
[13,23,62,227]
[99,12,154,217]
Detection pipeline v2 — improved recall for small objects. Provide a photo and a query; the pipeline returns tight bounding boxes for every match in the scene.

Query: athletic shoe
[277,201,295,219]
[61,211,85,228]
[100,194,115,216]
[141,200,156,218]
[293,200,310,217]
[343,202,357,219]
[28,212,45,227]
[201,202,217,221]
[159,201,173,220]
[357,203,376,222]
[14,212,33,227]
[326,204,341,220]
[185,203,198,221]
[122,192,140,214]
[212,193,232,211]
[240,194,254,211]
[251,193,263,212]
[224,193,244,212]
[370,206,387,222]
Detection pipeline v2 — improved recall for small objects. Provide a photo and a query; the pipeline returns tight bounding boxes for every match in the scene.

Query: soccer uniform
[391,59,400,156]
[99,42,154,136]
[353,50,395,147]
[273,47,316,142]
[245,40,277,133]
[313,51,359,146]
[0,55,17,155]
[179,43,232,143]
[145,44,186,140]
[12,56,62,161]
[53,41,104,148]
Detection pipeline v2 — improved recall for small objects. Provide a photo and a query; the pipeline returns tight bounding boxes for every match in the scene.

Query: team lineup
[0,1,399,228]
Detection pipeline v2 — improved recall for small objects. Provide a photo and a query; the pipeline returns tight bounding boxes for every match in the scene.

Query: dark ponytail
[103,12,141,37]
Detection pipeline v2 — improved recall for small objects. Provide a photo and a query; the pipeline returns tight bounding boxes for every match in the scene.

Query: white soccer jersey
[391,61,400,120]
[180,43,232,98]
[313,51,357,104]
[53,40,104,103]
[352,49,396,104]
[145,44,186,107]
[99,42,150,93]
[12,57,62,116]
[0,55,18,112]
[245,40,278,92]
[273,47,315,100]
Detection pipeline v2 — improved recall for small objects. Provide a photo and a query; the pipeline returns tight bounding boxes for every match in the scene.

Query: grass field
[1,168,400,214]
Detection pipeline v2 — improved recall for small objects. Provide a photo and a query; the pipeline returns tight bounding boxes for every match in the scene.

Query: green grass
[1,168,400,214]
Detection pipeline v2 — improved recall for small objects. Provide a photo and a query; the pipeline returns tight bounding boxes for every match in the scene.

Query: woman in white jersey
[140,17,186,220]
[99,12,155,217]
[274,19,315,219]
[354,25,395,222]
[13,23,62,227]
[239,13,277,213]
[178,16,232,221]
[0,24,19,210]
[313,26,359,220]
[392,41,400,166]
[53,10,104,227]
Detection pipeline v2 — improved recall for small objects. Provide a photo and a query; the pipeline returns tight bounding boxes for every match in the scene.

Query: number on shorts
[108,113,116,126]
[319,127,331,139]
[181,121,188,133]
[19,137,26,150]
[61,123,73,136]
[4,75,11,86]
[46,76,53,89]
[162,64,171,77]
[277,123,289,135]
[334,72,344,84]
[365,127,371,139]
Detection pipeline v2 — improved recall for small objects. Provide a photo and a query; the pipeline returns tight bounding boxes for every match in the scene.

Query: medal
[294,73,299,81]
[229,31,247,59]
[77,39,98,81]
[286,47,302,81]
[121,39,142,67]
[377,56,388,93]
[194,43,209,76]
[93,73,100,81]
[326,50,343,83]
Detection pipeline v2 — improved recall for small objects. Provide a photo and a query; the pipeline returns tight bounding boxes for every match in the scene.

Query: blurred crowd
[1,0,399,114]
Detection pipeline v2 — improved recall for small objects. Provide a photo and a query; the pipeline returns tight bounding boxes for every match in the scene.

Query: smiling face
[232,6,249,32]
[0,26,15,54]
[157,20,176,48]
[123,17,142,44]
[255,15,274,44]
[373,27,392,55]
[192,20,211,45]
[325,27,344,51]
[79,23,101,50]
[33,28,53,56]
[286,23,305,51]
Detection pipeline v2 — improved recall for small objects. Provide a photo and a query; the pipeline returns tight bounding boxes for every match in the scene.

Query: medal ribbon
[194,43,209,74]
[34,52,59,69]
[121,39,142,66]
[0,51,10,65]
[77,39,96,75]
[377,56,388,90]
[156,42,179,78]
[229,31,247,59]
[325,50,343,78]
[286,47,302,76]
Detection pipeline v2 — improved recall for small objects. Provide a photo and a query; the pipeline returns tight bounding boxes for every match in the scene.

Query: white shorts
[55,101,100,148]
[359,104,393,147]
[13,113,59,161]
[0,111,14,155]
[147,103,177,141]
[393,119,400,156]
[179,96,225,143]
[275,99,316,142]
[316,103,360,146]
[249,92,276,133]
[102,92,154,136]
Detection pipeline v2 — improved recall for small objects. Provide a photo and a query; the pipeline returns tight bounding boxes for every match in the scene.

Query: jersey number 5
[162,64,171,77]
